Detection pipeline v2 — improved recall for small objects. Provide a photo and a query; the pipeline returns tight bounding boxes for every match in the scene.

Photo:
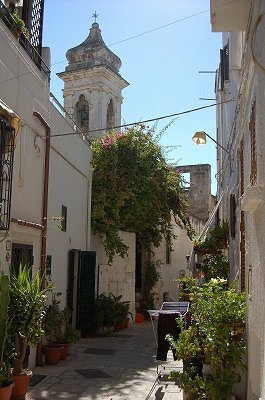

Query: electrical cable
[48,99,235,139]
[0,0,241,84]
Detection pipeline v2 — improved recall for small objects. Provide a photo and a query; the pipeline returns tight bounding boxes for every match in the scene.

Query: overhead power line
[49,99,235,139]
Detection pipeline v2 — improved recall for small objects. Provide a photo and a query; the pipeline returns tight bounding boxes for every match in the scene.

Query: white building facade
[210,1,265,398]
[0,2,93,367]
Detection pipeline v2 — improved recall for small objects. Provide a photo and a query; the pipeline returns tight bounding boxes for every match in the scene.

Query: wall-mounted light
[192,131,230,155]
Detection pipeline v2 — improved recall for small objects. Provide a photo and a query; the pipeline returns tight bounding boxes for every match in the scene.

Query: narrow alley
[27,321,183,400]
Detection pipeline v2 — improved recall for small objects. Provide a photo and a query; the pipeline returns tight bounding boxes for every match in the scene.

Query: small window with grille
[61,205,67,232]
[165,234,171,264]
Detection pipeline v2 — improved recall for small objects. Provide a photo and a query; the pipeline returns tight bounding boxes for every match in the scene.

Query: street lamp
[192,131,230,155]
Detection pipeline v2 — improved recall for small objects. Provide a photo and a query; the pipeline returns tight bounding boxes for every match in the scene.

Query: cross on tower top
[92,11,99,23]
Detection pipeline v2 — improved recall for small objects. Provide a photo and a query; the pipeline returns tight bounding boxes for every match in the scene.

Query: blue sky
[43,0,221,194]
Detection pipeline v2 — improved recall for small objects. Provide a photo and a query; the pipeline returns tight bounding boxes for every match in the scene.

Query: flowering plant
[91,124,194,263]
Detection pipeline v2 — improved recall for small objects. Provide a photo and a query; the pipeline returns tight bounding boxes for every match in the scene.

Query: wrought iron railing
[0,116,15,230]
[0,1,50,79]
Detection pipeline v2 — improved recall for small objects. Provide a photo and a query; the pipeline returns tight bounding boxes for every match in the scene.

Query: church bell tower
[57,19,129,139]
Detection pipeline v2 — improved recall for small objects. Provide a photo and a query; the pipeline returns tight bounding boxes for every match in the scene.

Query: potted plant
[10,9,29,39]
[191,279,246,399]
[42,293,66,364]
[0,275,15,400]
[9,265,52,400]
[201,253,230,282]
[168,279,246,399]
[43,293,80,361]
[176,276,197,301]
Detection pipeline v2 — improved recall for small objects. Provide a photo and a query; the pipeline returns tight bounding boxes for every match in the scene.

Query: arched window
[106,99,115,130]
[75,94,89,131]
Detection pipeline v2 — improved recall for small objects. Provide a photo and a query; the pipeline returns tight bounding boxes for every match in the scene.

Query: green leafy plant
[167,325,202,361]
[0,274,14,387]
[9,266,53,376]
[193,221,229,254]
[91,125,195,263]
[176,276,198,301]
[43,292,80,344]
[11,9,29,39]
[202,253,230,281]
[0,5,29,39]
[93,293,131,335]
[168,279,246,399]
[169,367,206,400]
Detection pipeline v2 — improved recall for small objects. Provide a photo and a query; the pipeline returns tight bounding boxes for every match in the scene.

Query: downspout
[33,111,50,366]
[33,111,50,284]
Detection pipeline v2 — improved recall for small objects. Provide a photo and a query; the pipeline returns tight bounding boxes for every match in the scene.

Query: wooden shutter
[249,100,257,186]
[67,250,75,313]
[77,251,96,332]
[239,139,246,292]
[229,194,236,240]
[220,44,229,90]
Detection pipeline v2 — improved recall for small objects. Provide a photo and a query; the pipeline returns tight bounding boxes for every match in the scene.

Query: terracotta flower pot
[59,343,70,360]
[0,383,15,400]
[11,371,32,400]
[43,344,63,365]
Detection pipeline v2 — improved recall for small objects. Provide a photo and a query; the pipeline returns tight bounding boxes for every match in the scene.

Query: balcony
[0,1,50,79]
[210,0,251,32]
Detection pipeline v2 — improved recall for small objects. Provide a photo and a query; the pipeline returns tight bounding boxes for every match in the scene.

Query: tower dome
[65,22,121,73]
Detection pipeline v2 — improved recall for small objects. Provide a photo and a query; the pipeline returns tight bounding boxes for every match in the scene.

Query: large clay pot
[0,383,15,400]
[11,371,32,400]
[43,344,63,365]
[59,343,70,360]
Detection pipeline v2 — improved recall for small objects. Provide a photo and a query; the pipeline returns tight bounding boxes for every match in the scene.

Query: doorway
[11,243,33,275]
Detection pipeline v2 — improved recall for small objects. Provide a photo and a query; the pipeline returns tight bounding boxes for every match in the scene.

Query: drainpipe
[33,111,50,284]
[33,111,50,366]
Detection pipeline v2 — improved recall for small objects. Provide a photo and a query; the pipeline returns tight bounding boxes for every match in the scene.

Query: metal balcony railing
[0,1,50,79]
[0,116,15,231]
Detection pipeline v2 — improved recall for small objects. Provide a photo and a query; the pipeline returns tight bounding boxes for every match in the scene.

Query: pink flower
[102,135,116,147]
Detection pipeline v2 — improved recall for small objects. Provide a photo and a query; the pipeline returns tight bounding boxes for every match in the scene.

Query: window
[165,234,171,264]
[75,94,89,131]
[220,43,229,90]
[106,99,115,130]
[181,172,190,189]
[0,115,15,230]
[61,205,67,232]
[229,194,236,240]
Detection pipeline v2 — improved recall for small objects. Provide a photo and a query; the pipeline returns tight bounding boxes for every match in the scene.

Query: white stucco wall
[91,231,136,318]
[46,103,92,306]
[153,216,205,307]
[212,3,265,397]
[0,19,93,368]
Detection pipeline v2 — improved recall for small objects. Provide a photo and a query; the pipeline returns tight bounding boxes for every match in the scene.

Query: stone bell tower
[57,21,129,139]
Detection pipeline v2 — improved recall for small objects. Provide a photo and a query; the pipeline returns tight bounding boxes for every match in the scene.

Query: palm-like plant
[0,274,14,387]
[9,265,52,376]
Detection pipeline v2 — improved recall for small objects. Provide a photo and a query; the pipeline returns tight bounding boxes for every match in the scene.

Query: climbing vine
[91,124,194,262]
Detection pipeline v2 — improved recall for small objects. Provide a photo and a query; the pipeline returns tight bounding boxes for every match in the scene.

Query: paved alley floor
[27,321,183,400]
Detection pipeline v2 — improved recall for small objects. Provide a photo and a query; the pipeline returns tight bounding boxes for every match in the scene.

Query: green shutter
[77,251,96,332]
[67,249,76,312]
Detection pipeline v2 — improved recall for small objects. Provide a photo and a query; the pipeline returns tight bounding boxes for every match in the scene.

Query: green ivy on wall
[91,124,195,263]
